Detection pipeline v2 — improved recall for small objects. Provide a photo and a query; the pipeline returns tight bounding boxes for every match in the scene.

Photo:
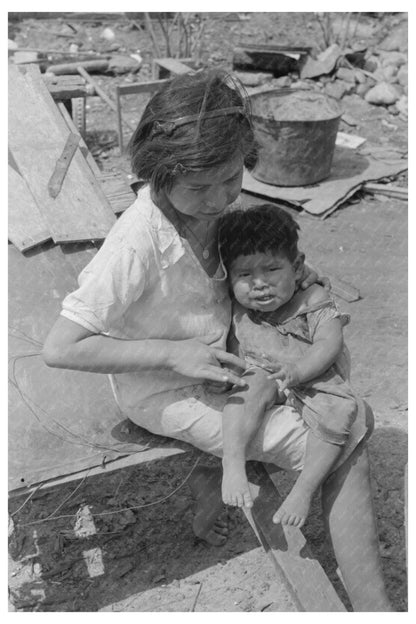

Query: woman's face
[162,152,244,221]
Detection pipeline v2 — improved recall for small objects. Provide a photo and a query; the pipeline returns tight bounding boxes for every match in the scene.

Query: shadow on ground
[8,425,407,612]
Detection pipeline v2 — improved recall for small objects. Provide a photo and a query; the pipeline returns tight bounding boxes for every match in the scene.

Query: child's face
[229,250,304,312]
[162,152,244,221]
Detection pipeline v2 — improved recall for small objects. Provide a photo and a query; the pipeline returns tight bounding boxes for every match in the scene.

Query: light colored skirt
[128,384,369,473]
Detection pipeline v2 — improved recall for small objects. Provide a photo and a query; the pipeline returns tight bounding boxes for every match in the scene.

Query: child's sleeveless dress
[232,297,360,446]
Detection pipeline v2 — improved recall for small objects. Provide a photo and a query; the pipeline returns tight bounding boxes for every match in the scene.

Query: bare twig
[340,12,352,49]
[144,12,162,57]
[190,582,203,612]
[350,12,361,43]
[157,15,171,57]
[315,13,330,48]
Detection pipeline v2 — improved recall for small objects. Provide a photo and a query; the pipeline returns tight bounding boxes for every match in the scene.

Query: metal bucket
[250,89,342,187]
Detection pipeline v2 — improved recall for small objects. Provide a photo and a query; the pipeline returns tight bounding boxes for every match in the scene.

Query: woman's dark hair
[128,69,257,193]
[219,204,300,268]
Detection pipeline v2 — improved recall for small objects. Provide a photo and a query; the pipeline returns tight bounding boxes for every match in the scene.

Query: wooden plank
[56,102,136,211]
[327,275,361,302]
[57,101,101,176]
[96,172,136,214]
[115,79,169,152]
[117,78,169,97]
[245,462,347,611]
[8,165,51,251]
[47,132,80,198]
[152,57,193,79]
[8,64,116,243]
[362,182,408,200]
[9,445,190,499]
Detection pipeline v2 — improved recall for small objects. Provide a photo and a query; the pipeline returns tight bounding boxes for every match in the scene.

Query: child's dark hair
[219,204,300,268]
[128,69,257,193]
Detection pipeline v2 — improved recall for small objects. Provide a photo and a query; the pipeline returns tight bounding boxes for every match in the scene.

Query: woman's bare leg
[188,465,229,546]
[321,435,393,611]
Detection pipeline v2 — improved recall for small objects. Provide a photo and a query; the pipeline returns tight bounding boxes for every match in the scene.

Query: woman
[43,70,392,611]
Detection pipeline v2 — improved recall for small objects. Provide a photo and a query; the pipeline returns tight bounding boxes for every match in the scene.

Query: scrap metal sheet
[242,147,407,217]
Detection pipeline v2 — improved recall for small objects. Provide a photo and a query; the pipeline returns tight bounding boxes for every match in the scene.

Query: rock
[395,95,408,119]
[8,39,18,50]
[108,54,142,74]
[373,67,388,81]
[354,70,367,84]
[324,79,355,100]
[272,75,292,88]
[300,44,341,79]
[365,82,400,106]
[356,82,373,98]
[382,65,399,83]
[101,27,116,41]
[289,79,313,90]
[336,67,356,83]
[387,104,399,116]
[397,65,408,88]
[234,71,273,87]
[363,57,379,73]
[378,22,408,52]
[380,51,407,68]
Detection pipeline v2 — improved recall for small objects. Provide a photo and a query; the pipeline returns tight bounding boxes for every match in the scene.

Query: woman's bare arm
[42,315,247,385]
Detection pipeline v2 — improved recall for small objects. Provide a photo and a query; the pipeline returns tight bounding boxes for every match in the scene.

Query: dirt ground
[8,12,408,612]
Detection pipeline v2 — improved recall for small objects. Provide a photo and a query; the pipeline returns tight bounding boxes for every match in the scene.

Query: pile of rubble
[233,15,408,121]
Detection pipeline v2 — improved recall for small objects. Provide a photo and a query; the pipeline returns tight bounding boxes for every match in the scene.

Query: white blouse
[61,185,232,418]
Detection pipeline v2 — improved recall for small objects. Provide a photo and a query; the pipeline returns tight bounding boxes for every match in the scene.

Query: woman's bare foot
[273,480,314,528]
[221,459,253,508]
[188,465,229,546]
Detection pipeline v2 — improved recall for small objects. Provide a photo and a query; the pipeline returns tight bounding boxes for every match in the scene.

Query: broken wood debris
[245,462,347,611]
[77,65,135,132]
[49,59,110,75]
[362,182,407,200]
[47,132,80,199]
[233,43,311,78]
[8,64,117,248]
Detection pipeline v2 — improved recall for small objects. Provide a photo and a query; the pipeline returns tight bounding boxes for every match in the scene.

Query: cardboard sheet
[242,147,408,217]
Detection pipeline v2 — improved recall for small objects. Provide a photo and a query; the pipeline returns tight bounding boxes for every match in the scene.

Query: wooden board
[8,165,51,251]
[8,64,116,243]
[57,101,101,175]
[152,57,193,79]
[245,462,347,611]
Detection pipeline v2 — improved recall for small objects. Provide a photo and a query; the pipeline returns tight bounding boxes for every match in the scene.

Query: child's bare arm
[267,317,343,389]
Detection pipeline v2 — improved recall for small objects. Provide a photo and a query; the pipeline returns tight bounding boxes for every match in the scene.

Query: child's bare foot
[272,481,314,528]
[188,465,229,546]
[221,459,253,508]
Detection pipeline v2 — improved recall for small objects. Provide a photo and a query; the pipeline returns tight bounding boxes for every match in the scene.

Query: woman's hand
[168,332,247,387]
[300,264,331,291]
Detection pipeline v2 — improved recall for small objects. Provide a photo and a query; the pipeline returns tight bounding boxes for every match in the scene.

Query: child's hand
[300,264,331,291]
[266,362,302,390]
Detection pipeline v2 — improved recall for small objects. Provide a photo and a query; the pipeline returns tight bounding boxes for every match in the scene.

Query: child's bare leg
[222,368,277,508]
[273,430,342,527]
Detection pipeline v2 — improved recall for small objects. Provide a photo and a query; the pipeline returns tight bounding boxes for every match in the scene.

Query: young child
[219,203,361,527]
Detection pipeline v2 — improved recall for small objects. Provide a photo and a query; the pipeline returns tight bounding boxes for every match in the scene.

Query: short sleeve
[61,243,147,334]
[307,299,350,340]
